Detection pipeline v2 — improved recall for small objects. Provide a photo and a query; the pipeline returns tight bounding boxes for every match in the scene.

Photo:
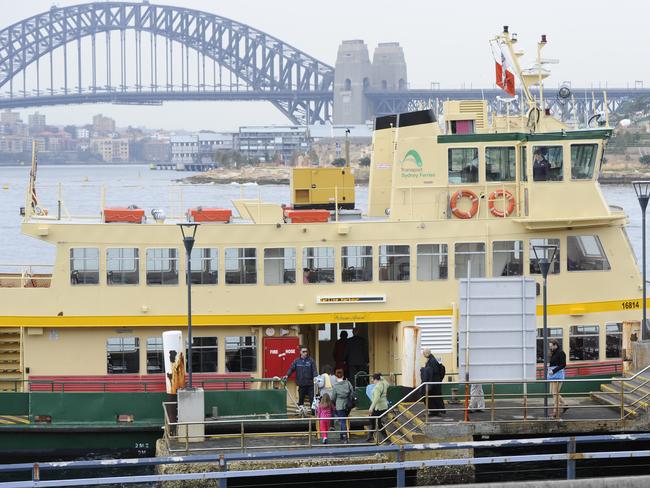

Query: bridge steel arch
[0,2,334,123]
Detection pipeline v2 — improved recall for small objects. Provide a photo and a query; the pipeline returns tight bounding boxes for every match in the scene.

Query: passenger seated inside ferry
[448,148,479,184]
[533,146,563,181]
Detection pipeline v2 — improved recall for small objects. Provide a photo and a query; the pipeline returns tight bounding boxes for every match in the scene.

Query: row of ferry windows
[107,336,257,374]
[448,143,599,184]
[70,236,610,286]
[536,323,622,363]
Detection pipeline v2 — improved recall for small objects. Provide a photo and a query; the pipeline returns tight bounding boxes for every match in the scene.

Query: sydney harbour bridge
[0,1,647,125]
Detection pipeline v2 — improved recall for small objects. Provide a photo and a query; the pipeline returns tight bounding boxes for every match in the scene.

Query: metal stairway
[591,366,650,417]
[0,327,22,391]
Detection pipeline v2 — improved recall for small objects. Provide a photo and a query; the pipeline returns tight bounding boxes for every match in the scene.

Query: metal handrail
[612,362,650,382]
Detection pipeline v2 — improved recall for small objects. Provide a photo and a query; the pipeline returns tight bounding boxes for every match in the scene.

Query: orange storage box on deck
[284,209,330,223]
[103,207,145,223]
[188,208,232,223]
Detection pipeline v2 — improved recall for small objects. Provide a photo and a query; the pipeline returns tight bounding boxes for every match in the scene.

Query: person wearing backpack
[420,349,446,415]
[331,368,354,443]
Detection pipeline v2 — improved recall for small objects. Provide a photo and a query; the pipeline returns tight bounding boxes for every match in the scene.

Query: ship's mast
[495,26,536,111]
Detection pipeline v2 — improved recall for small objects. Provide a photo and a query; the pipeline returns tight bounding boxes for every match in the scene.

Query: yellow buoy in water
[83,176,89,182]
[2,184,8,190]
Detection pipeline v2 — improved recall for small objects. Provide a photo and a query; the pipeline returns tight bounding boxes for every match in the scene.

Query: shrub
[640,155,650,164]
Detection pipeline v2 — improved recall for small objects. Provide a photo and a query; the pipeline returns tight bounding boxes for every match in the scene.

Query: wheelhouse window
[70,247,99,285]
[342,246,373,282]
[225,336,257,372]
[536,328,563,363]
[454,243,485,279]
[532,145,563,181]
[225,248,257,284]
[486,147,516,181]
[606,323,622,359]
[417,244,448,280]
[146,248,179,285]
[190,248,218,285]
[529,238,561,275]
[146,337,164,374]
[569,325,599,361]
[379,245,410,281]
[520,146,527,181]
[107,248,139,285]
[571,144,598,180]
[107,337,140,374]
[190,337,218,373]
[493,240,523,277]
[448,148,479,184]
[264,248,296,285]
[567,235,610,271]
[303,247,335,284]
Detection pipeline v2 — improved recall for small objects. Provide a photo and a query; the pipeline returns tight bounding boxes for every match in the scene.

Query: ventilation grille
[415,315,453,353]
[458,100,487,129]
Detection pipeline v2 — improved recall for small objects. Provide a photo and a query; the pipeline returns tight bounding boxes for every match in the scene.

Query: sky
[4,0,650,131]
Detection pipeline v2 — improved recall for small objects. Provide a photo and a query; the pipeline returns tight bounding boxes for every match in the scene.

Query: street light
[178,222,200,389]
[633,181,650,341]
[533,243,558,419]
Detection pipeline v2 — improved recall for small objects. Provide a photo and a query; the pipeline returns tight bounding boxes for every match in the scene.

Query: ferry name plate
[317,295,386,304]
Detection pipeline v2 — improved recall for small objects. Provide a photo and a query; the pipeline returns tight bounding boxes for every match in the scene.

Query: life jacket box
[103,207,145,223]
[188,208,232,223]
[284,209,330,223]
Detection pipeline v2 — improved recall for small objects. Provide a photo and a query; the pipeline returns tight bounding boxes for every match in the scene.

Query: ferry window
[569,325,599,361]
[606,323,622,359]
[342,246,373,282]
[106,248,139,285]
[225,336,257,372]
[417,244,448,281]
[319,323,332,342]
[486,147,516,182]
[529,238,561,275]
[303,247,335,284]
[571,144,598,180]
[536,328,563,363]
[70,247,99,285]
[379,245,410,281]
[567,235,610,271]
[448,148,479,184]
[146,337,164,374]
[107,337,140,374]
[454,243,485,279]
[190,248,218,285]
[146,248,179,285]
[493,241,523,277]
[520,146,527,181]
[190,337,218,373]
[264,248,296,285]
[532,145,563,182]
[225,248,257,284]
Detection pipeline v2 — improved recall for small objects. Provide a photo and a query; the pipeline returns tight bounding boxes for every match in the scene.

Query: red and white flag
[495,52,515,96]
[28,140,38,211]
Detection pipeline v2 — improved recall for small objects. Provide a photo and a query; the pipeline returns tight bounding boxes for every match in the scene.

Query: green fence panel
[204,390,287,417]
[0,392,29,415]
[29,392,166,424]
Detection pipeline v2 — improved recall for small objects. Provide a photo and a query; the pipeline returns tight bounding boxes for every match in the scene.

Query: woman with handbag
[331,368,354,443]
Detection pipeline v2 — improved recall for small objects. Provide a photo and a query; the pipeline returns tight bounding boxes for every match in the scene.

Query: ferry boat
[0,28,642,394]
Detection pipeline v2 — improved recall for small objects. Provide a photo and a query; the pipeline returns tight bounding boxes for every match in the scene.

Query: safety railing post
[425,383,429,422]
[308,418,312,448]
[32,463,39,481]
[218,454,227,488]
[240,421,245,451]
[566,437,576,480]
[491,383,495,422]
[185,421,189,452]
[375,416,379,445]
[396,446,406,487]
[620,379,625,420]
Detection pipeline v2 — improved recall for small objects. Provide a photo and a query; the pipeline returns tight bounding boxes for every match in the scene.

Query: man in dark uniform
[344,328,369,386]
[283,346,318,411]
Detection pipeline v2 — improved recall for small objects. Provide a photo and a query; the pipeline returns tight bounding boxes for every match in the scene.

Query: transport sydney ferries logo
[401,149,433,178]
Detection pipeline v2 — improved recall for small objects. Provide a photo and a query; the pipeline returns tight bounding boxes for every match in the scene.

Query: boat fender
[450,190,479,219]
[488,189,516,217]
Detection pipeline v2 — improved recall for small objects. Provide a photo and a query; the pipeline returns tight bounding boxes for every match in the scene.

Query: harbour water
[0,164,646,271]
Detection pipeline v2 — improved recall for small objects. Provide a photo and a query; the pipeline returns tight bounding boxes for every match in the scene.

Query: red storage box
[189,208,232,223]
[103,207,145,223]
[284,209,330,223]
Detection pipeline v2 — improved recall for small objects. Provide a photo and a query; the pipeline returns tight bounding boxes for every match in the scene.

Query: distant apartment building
[90,138,129,162]
[238,125,309,162]
[92,114,116,134]
[0,136,24,153]
[1,110,21,126]
[142,140,170,162]
[170,132,234,165]
[28,112,46,133]
[76,127,90,139]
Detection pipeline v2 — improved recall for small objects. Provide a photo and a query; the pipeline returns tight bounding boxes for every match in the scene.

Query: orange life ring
[488,189,515,218]
[450,190,479,219]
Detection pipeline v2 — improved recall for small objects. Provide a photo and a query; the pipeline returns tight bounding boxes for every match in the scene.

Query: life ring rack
[450,190,479,219]
[488,189,516,218]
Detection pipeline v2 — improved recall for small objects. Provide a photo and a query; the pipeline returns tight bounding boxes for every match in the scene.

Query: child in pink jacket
[317,393,335,444]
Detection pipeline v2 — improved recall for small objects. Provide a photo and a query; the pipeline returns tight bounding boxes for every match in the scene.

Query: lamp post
[178,222,200,389]
[533,243,558,419]
[633,181,650,341]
